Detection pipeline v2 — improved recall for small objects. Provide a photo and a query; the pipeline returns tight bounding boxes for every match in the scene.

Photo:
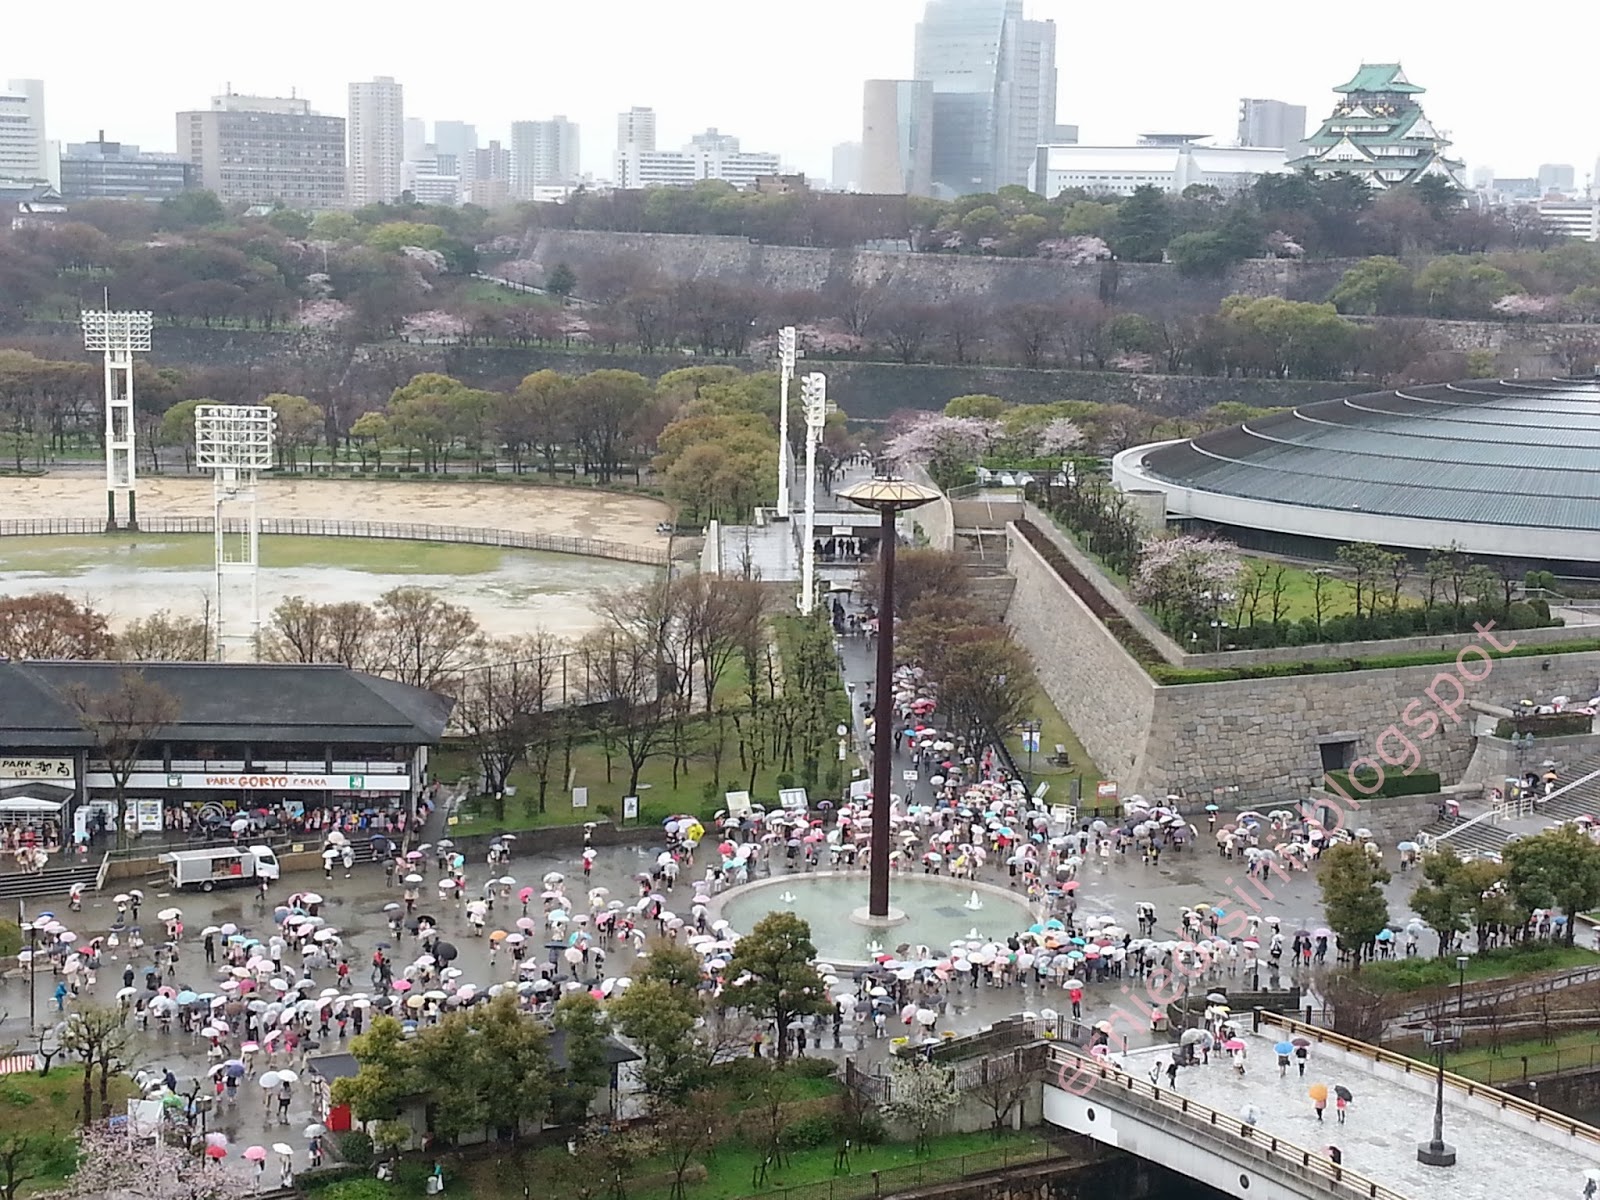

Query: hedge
[1324,769,1442,798]
[1150,638,1600,686]
[1493,713,1596,739]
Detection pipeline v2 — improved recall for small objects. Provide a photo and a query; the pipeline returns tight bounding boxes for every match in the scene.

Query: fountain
[963,891,984,911]
[967,928,981,940]
[778,891,797,904]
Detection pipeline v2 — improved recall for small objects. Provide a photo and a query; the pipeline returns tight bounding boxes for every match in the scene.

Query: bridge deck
[1115,1023,1600,1200]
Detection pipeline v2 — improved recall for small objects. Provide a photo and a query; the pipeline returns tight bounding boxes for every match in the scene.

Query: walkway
[1111,1019,1600,1200]
[1418,748,1600,859]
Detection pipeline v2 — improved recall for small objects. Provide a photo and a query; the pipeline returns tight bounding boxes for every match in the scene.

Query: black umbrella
[1334,1085,1353,1102]
[434,942,458,964]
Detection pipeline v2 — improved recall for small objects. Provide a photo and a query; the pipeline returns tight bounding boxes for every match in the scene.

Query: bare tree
[454,632,565,818]
[680,576,764,715]
[578,628,676,797]
[117,607,211,661]
[973,1052,1034,1138]
[69,671,180,845]
[59,1005,137,1126]
[657,1091,731,1200]
[0,593,114,659]
[375,586,483,692]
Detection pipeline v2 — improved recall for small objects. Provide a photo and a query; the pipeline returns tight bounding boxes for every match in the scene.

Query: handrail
[1258,1011,1600,1146]
[0,517,668,567]
[1044,1044,1407,1200]
[94,851,110,893]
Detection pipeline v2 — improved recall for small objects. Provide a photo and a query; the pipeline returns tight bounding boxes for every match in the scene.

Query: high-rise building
[1538,163,1576,195]
[1288,64,1464,190]
[1237,99,1307,150]
[348,76,405,206]
[177,92,346,210]
[615,124,781,190]
[617,107,657,153]
[862,80,934,196]
[0,79,48,184]
[832,141,862,191]
[59,133,193,201]
[403,117,427,163]
[511,117,580,196]
[913,0,1057,196]
[470,140,512,207]
[434,121,478,187]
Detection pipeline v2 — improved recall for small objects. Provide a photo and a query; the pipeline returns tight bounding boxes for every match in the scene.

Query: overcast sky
[10,0,1597,185]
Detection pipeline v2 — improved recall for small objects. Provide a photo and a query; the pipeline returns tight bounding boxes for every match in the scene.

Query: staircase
[1419,748,1600,859]
[956,534,1016,621]
[0,860,103,905]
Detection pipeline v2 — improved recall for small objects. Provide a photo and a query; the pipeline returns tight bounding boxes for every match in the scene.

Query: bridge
[1040,1013,1600,1200]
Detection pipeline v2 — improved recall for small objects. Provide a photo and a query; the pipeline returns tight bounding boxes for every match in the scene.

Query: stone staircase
[0,860,103,905]
[957,534,1016,621]
[1418,748,1600,859]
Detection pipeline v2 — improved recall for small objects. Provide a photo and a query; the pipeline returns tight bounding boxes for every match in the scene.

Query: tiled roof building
[1287,63,1464,190]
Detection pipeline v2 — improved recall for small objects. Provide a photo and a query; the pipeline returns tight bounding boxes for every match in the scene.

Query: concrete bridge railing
[1042,1043,1407,1200]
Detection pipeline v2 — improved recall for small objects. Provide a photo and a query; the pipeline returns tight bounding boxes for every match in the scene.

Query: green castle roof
[1334,64,1425,94]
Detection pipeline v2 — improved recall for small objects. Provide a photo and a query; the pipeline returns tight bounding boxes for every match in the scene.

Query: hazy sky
[10,0,1597,184]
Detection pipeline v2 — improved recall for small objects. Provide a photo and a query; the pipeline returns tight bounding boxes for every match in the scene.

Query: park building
[1286,63,1466,190]
[1031,135,1289,198]
[0,661,453,851]
[1111,378,1600,571]
[177,92,347,210]
[58,133,194,202]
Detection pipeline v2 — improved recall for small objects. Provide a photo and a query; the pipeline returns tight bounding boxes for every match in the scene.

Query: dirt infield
[0,476,672,547]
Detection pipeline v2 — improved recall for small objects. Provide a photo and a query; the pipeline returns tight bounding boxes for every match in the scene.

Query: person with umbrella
[1275,1040,1294,1078]
[1294,1038,1310,1077]
[1334,1085,1352,1123]
[1309,1082,1328,1121]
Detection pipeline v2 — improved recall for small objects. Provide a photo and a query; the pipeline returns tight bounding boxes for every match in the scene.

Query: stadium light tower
[80,308,153,531]
[775,326,797,519]
[195,405,276,661]
[797,372,835,615]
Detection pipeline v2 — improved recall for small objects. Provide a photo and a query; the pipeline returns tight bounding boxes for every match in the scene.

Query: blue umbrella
[1205,804,1220,812]
[1274,1041,1294,1055]
[176,990,198,1005]
[1375,930,1394,942]
[224,1061,246,1077]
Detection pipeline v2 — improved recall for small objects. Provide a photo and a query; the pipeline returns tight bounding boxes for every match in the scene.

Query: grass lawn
[1240,555,1377,625]
[1016,682,1101,789]
[1357,943,1600,993]
[0,534,512,577]
[1439,1030,1600,1086]
[0,1068,139,1194]
[456,279,561,308]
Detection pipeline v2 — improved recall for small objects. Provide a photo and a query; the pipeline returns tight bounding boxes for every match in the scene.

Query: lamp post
[1020,719,1041,789]
[1456,953,1469,1021]
[1417,1020,1462,1167]
[775,326,797,519]
[797,372,833,616]
[839,477,939,923]
[22,916,39,1031]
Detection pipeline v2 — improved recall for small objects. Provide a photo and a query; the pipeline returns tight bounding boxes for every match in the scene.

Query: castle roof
[1333,64,1424,95]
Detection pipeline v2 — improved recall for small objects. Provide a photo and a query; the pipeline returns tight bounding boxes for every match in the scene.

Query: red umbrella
[205,1145,227,1160]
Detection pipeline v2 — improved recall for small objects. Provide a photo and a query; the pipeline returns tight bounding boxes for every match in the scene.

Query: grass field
[0,1068,139,1194]
[455,279,562,309]
[1438,1030,1600,1086]
[0,534,512,577]
[1357,943,1600,993]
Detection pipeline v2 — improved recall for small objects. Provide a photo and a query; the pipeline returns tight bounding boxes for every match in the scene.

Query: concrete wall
[1180,620,1600,671]
[905,462,955,551]
[1005,527,1157,785]
[1460,730,1600,786]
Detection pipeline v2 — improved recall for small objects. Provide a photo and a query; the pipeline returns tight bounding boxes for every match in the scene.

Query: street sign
[572,787,589,809]
[622,795,640,820]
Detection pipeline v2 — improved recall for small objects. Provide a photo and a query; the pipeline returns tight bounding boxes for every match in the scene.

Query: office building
[401,154,462,206]
[1539,199,1599,241]
[861,80,934,196]
[1032,140,1289,198]
[615,126,780,191]
[1538,163,1576,195]
[0,79,48,184]
[403,117,427,163]
[348,76,405,206]
[469,141,511,207]
[177,93,346,210]
[434,121,478,187]
[511,117,580,196]
[913,0,1057,195]
[1237,99,1306,150]
[832,141,862,191]
[1287,63,1465,190]
[617,107,657,153]
[58,134,193,201]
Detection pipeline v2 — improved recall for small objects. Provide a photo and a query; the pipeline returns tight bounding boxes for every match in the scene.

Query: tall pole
[1417,1026,1457,1166]
[869,505,896,918]
[776,326,796,519]
[82,309,152,532]
[798,372,827,616]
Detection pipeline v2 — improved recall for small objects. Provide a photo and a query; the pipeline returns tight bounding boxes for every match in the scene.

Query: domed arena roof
[1110,379,1600,565]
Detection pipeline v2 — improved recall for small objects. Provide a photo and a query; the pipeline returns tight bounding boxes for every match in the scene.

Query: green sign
[348,775,365,790]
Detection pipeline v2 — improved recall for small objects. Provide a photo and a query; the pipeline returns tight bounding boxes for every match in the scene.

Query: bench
[1049,744,1071,767]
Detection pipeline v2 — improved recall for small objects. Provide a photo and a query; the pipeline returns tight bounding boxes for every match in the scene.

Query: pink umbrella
[393,980,412,992]
[243,1146,267,1162]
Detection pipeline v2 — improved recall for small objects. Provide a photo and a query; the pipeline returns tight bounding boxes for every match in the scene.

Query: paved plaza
[1118,1027,1600,1200]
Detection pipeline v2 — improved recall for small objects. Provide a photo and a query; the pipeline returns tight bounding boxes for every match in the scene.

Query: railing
[1448,1040,1600,1086]
[95,851,110,893]
[1395,963,1600,1026]
[1257,1011,1600,1146]
[1044,1045,1406,1200]
[1431,763,1600,852]
[0,517,668,567]
[724,1138,1067,1200]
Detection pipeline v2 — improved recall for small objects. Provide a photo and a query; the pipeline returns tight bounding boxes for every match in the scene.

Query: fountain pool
[712,872,1039,967]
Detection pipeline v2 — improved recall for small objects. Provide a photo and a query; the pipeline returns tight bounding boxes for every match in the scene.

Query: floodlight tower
[797,372,835,615]
[775,326,797,519]
[80,308,153,531]
[194,405,277,662]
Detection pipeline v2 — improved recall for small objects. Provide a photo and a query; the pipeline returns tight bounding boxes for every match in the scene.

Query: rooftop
[1334,63,1425,95]
[0,661,455,748]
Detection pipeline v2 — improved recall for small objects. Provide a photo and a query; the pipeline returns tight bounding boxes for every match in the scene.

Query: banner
[0,757,73,781]
[85,772,410,792]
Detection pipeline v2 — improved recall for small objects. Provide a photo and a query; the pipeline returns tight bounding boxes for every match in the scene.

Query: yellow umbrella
[488,930,508,942]
[1308,1082,1328,1103]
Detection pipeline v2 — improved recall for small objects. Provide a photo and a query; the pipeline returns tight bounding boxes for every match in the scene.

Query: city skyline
[6,0,1598,186]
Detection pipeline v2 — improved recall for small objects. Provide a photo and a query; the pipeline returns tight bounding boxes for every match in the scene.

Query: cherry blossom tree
[1035,416,1085,456]
[1036,235,1111,264]
[45,1127,247,1200]
[400,310,468,342]
[297,299,353,331]
[1492,293,1557,318]
[883,413,1002,488]
[1132,534,1246,643]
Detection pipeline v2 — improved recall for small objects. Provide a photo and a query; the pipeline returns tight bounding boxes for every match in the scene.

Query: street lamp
[1456,954,1469,1021]
[1417,1019,1462,1167]
[22,918,39,1030]
[838,476,939,924]
[1020,719,1041,788]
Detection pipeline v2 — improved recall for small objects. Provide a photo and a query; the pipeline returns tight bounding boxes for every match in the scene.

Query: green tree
[265,208,312,238]
[611,940,735,1105]
[1109,185,1172,263]
[158,190,225,229]
[942,394,1010,420]
[1330,257,1415,315]
[159,398,204,471]
[366,221,447,252]
[310,211,360,241]
[331,1016,416,1122]
[567,369,651,482]
[546,262,578,297]
[1410,848,1474,955]
[465,994,553,1138]
[1317,842,1391,970]
[1503,826,1600,946]
[1415,256,1518,318]
[388,373,466,472]
[1166,231,1235,277]
[350,411,393,470]
[722,912,830,1062]
[551,993,610,1123]
[262,392,324,470]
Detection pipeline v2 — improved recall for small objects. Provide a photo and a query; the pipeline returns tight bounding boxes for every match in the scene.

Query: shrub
[781,1112,838,1149]
[314,1180,393,1200]
[1323,769,1442,798]
[0,919,20,958]
[336,1131,374,1168]
[790,1057,839,1079]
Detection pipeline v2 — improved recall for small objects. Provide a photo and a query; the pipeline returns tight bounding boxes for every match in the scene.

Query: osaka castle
[1287,63,1465,189]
